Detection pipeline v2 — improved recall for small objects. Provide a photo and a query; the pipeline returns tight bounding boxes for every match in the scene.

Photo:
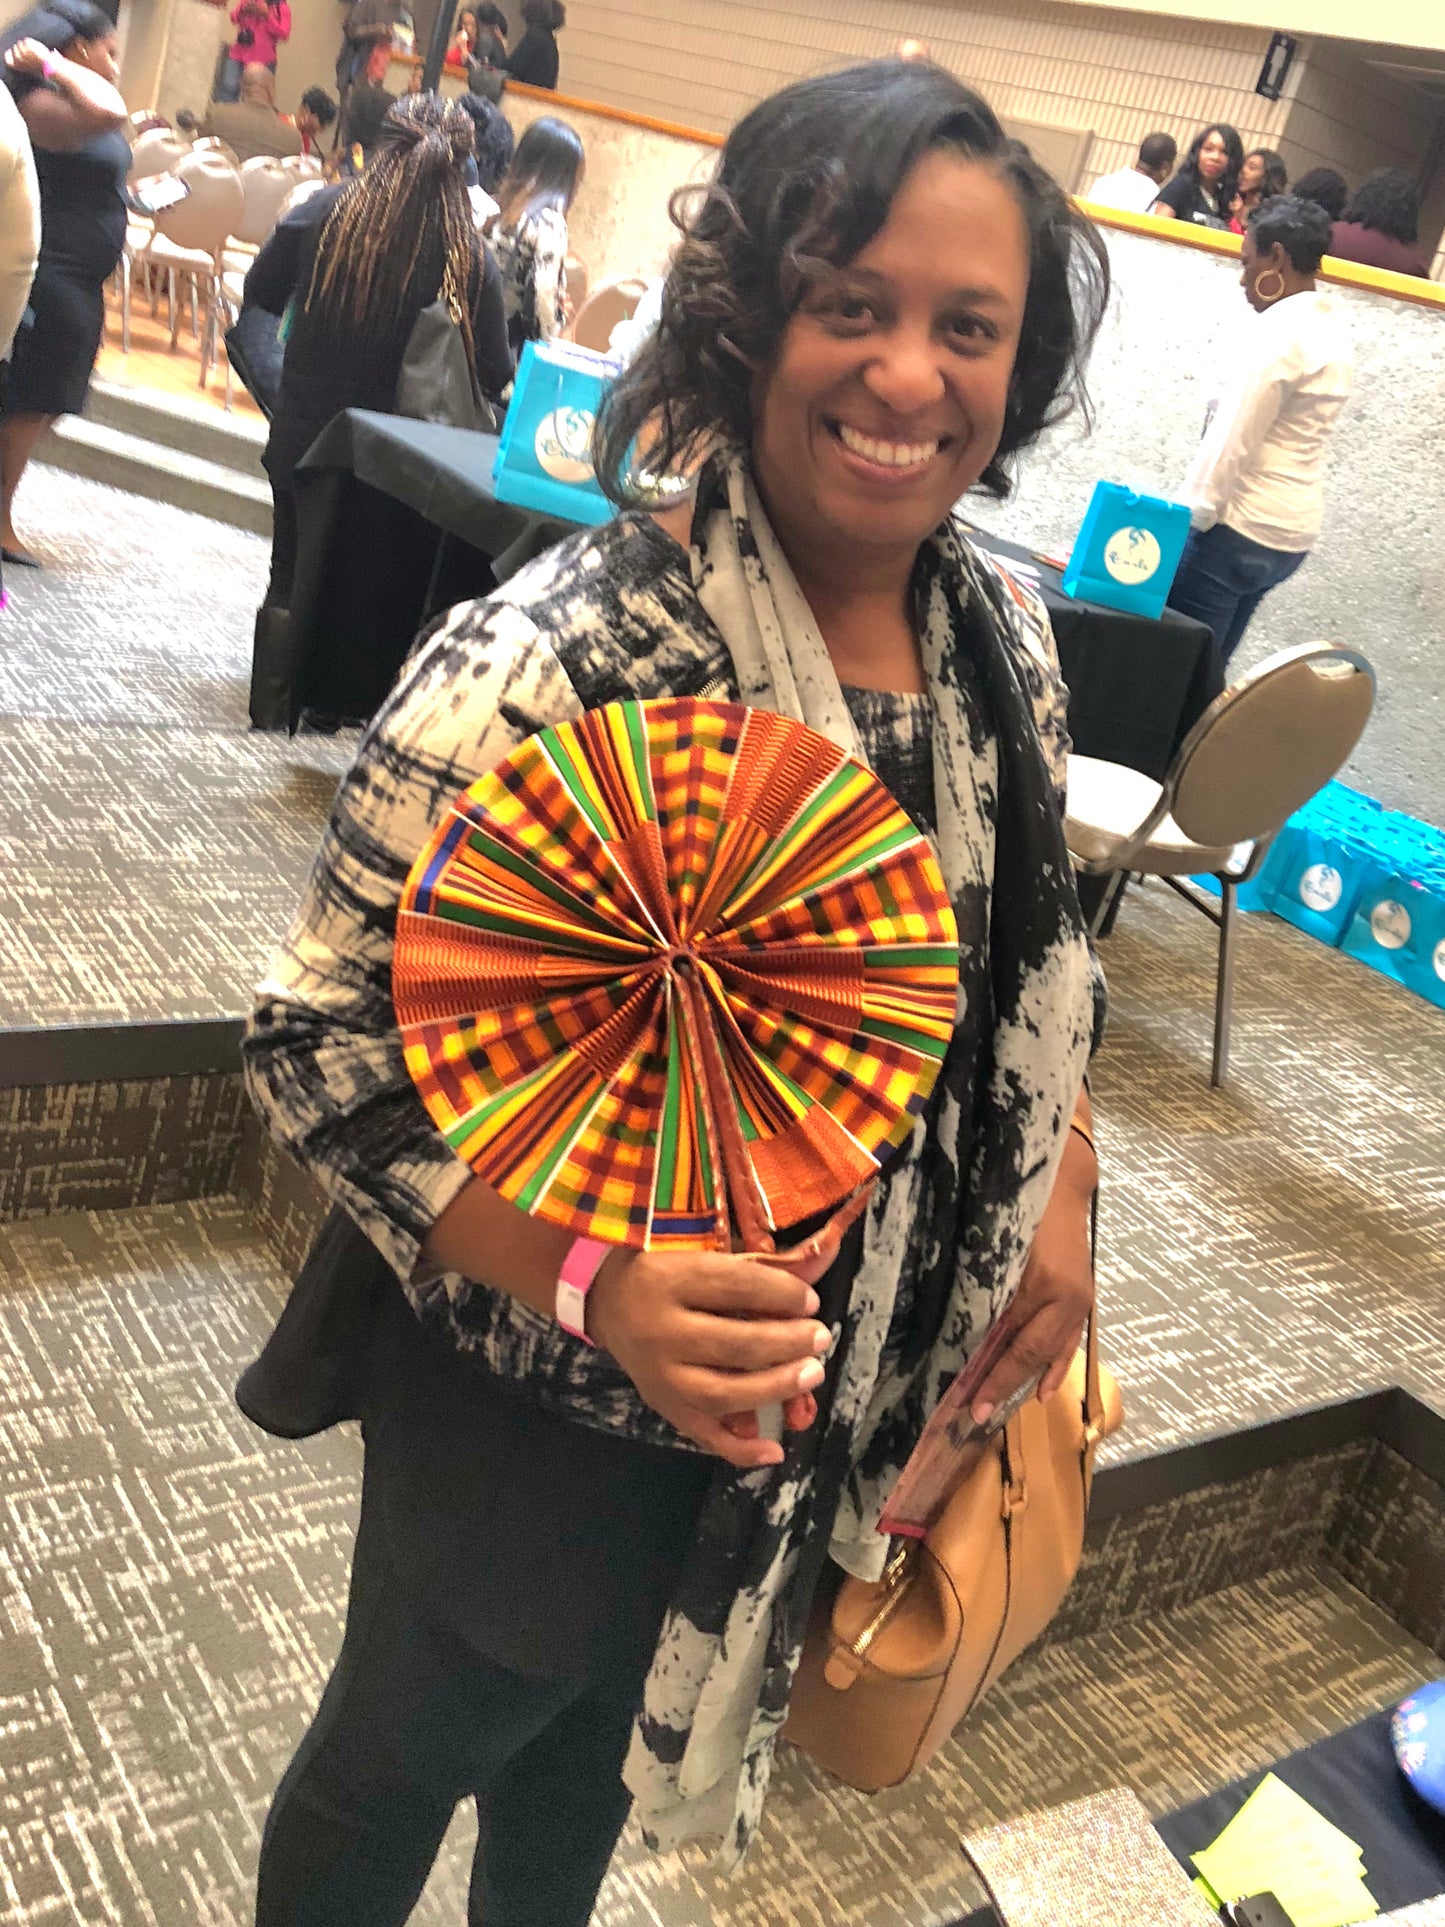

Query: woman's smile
[826,417,950,479]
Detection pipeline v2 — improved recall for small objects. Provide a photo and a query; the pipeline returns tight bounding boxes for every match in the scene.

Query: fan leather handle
[673,967,774,1253]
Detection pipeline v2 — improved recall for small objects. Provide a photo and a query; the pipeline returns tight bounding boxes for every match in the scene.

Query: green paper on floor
[1191,1774,1378,1926]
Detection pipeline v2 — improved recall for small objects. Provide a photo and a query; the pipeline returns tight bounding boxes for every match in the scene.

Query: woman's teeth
[835,423,940,470]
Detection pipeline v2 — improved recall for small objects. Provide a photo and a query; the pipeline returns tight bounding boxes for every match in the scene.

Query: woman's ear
[1266,241,1292,277]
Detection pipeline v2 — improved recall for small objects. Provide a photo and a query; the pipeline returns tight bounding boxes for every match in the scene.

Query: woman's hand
[969,1126,1097,1425]
[588,1231,843,1471]
[6,39,55,76]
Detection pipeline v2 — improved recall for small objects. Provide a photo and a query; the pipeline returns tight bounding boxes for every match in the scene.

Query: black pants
[255,1466,642,1927]
[265,476,299,609]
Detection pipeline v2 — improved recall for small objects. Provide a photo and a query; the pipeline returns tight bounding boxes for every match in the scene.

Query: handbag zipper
[844,1538,916,1662]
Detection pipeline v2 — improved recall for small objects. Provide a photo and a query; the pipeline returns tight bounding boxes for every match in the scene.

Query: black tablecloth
[261,412,577,731]
[257,413,1222,763]
[968,526,1222,783]
[949,1709,1445,1925]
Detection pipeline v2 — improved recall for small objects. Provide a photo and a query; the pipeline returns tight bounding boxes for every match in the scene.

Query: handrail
[1078,201,1445,313]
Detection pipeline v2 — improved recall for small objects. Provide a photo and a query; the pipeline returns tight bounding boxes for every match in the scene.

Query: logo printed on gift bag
[534,406,596,484]
[1298,863,1343,913]
[1434,937,1445,984]
[1370,899,1412,950]
[1103,527,1162,586]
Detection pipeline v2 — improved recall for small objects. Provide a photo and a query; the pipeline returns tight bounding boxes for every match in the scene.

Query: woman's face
[750,150,1029,575]
[1198,131,1230,181]
[71,31,120,83]
[1239,153,1264,193]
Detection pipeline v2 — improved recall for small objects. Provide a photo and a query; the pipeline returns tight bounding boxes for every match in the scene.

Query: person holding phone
[244,58,1105,1923]
[215,0,291,104]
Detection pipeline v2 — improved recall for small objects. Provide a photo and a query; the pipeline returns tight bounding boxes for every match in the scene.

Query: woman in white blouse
[1171,195,1352,665]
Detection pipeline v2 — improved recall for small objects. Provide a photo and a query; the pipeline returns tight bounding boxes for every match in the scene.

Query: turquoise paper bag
[493,339,618,526]
[1062,482,1191,619]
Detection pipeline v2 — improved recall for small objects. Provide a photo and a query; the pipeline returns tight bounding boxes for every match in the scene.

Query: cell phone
[1224,1897,1295,1927]
[129,173,189,215]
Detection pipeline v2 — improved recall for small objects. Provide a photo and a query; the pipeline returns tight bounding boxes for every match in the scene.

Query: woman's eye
[948,314,999,347]
[818,292,876,326]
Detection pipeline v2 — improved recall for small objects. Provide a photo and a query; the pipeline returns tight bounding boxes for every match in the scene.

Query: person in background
[490,113,583,349]
[1086,131,1177,213]
[0,82,39,362]
[292,83,337,159]
[457,84,512,194]
[337,0,399,107]
[1229,147,1286,233]
[1329,166,1431,278]
[1292,166,1348,223]
[896,37,932,61]
[203,61,302,163]
[1170,196,1352,666]
[340,39,394,166]
[242,58,1105,1923]
[215,0,291,103]
[1152,123,1243,228]
[503,0,563,90]
[0,0,126,569]
[250,94,511,632]
[470,3,508,71]
[446,7,476,65]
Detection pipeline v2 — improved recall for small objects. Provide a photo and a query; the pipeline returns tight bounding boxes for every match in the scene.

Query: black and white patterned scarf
[620,455,1097,1859]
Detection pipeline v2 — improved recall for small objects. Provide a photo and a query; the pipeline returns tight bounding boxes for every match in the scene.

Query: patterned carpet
[0,1200,1436,1927]
[0,466,352,1029]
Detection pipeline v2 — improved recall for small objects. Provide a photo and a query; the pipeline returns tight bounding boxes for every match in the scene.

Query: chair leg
[1211,877,1238,1087]
[120,252,131,354]
[168,267,180,347]
[1086,869,1128,940]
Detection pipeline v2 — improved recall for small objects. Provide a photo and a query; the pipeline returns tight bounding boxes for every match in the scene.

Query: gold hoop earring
[1254,269,1287,304]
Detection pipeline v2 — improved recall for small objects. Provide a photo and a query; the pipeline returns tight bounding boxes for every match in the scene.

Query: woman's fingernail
[812,1326,832,1354]
[798,1358,826,1391]
[972,1402,994,1427]
[804,1288,820,1314]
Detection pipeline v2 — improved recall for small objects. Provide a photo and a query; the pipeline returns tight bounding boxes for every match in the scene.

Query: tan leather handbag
[785,1321,1123,1791]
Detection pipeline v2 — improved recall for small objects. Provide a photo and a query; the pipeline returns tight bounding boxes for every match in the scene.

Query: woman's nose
[861,329,947,413]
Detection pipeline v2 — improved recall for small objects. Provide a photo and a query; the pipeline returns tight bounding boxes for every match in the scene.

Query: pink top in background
[229,0,292,68]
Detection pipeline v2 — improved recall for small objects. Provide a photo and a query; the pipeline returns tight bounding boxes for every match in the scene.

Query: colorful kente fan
[393,698,959,1251]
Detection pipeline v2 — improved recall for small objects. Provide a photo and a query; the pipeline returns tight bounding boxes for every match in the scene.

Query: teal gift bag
[1270,829,1373,946]
[493,340,618,526]
[1342,873,1445,1008]
[1062,482,1191,619]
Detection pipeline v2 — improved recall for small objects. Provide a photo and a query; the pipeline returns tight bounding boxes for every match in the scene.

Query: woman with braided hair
[254,90,512,620]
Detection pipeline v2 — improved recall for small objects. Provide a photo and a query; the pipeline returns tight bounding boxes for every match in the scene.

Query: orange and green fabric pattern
[393,698,959,1250]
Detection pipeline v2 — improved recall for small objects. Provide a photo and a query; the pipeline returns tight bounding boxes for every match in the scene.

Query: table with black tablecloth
[258,413,1223,768]
[255,412,574,731]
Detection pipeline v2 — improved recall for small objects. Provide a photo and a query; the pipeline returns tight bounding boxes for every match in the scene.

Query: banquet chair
[567,278,648,353]
[563,252,589,318]
[119,129,191,349]
[224,157,295,274]
[1063,643,1375,1086]
[148,150,245,386]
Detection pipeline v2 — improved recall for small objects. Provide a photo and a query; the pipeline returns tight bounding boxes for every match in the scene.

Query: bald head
[239,62,276,107]
[897,37,932,63]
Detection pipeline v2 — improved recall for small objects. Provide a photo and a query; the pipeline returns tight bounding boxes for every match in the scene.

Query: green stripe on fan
[865,946,960,970]
[655,1002,682,1205]
[859,1013,950,1055]
[623,703,657,823]
[540,726,613,845]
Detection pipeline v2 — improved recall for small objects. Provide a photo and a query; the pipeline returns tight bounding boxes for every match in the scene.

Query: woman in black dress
[503,0,563,90]
[0,0,127,568]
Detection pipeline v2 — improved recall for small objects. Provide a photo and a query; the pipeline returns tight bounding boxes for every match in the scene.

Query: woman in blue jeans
[1171,194,1352,665]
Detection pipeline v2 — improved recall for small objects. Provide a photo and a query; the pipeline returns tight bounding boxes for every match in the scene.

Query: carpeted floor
[0,465,352,1029]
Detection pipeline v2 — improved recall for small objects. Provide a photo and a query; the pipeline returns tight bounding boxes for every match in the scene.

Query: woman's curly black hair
[1249,194,1333,275]
[595,61,1109,505]
[1343,166,1421,245]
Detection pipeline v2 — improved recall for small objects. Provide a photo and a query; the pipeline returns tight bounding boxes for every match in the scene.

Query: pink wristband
[41,53,61,78]
[555,1235,610,1345]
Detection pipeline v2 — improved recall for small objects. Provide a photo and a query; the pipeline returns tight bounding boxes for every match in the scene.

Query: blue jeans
[1168,522,1308,666]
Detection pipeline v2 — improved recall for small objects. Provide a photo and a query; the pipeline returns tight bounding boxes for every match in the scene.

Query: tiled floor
[0,1199,1435,1927]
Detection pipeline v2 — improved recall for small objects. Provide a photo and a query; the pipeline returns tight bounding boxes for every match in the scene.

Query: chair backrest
[563,251,589,316]
[277,177,329,223]
[568,278,648,353]
[128,128,189,184]
[1169,644,1375,850]
[191,134,240,167]
[154,150,246,257]
[235,156,294,247]
[278,153,323,180]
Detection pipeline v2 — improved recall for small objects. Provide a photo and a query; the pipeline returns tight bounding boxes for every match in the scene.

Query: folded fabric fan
[394,698,960,1252]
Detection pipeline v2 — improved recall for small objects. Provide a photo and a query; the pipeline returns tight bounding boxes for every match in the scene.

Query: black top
[247,184,513,482]
[4,75,128,280]
[340,78,394,159]
[503,24,559,88]
[1152,171,1227,228]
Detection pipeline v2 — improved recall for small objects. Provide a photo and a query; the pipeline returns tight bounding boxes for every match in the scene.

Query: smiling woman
[243,56,1113,1920]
